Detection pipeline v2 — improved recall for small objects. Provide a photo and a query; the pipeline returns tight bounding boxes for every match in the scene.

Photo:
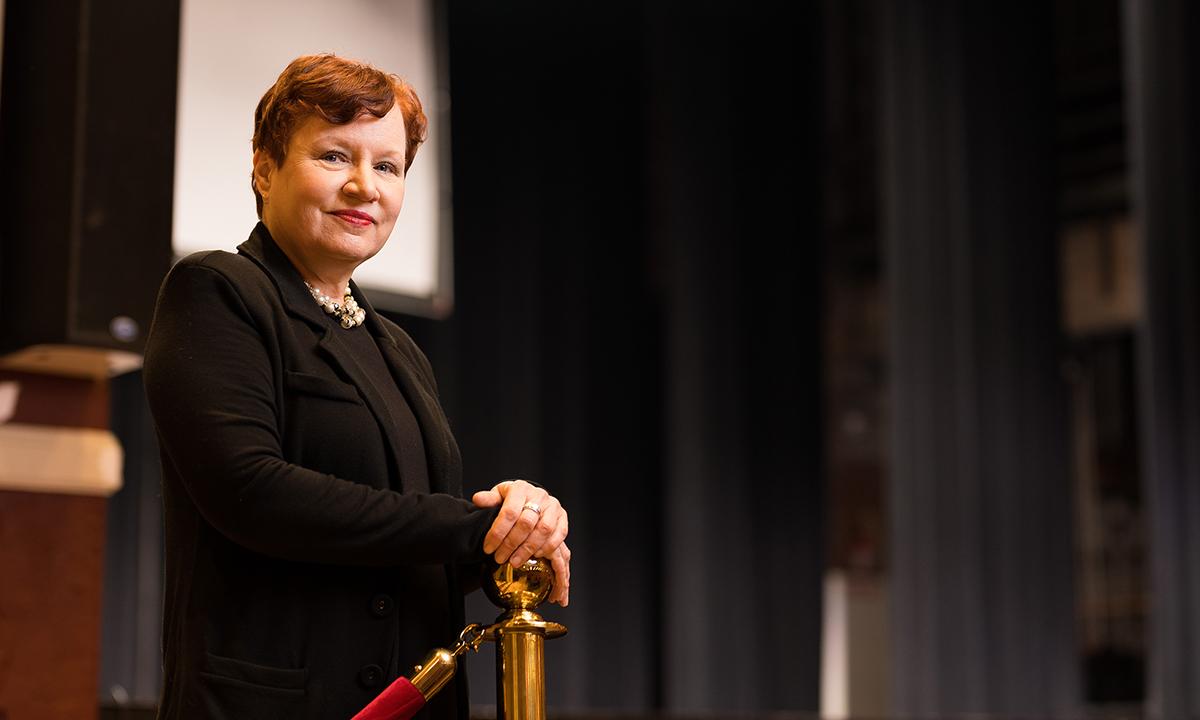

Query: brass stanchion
[481,558,567,720]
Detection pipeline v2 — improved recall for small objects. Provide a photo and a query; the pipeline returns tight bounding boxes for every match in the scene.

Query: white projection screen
[173,0,452,316]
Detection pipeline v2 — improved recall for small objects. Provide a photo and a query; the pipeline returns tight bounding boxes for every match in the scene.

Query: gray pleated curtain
[880,1,1082,716]
[1123,0,1200,716]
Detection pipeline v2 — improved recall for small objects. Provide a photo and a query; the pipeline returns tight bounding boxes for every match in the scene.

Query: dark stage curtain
[647,5,824,710]
[415,1,826,712]
[880,1,1080,716]
[1122,1,1200,715]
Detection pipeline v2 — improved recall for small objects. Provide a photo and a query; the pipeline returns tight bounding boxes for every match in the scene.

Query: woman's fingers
[546,542,571,606]
[507,497,565,567]
[481,480,543,557]
[479,480,517,553]
[492,487,551,564]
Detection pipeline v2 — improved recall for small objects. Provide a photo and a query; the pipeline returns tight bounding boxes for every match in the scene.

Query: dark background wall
[414,1,825,711]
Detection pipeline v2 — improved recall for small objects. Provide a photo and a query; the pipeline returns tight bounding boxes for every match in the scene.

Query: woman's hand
[472,480,570,606]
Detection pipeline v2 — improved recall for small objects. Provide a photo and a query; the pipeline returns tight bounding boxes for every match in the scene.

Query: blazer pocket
[201,651,308,696]
[284,370,361,404]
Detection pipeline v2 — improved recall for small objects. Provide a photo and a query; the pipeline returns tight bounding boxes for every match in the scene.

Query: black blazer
[143,224,499,720]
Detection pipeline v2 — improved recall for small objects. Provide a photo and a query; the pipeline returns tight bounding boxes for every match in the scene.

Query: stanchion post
[481,559,567,720]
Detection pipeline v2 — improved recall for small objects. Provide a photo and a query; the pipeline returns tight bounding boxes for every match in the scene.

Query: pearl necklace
[304,281,366,328]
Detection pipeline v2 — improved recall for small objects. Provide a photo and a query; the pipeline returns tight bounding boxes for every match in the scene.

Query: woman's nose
[343,164,380,202]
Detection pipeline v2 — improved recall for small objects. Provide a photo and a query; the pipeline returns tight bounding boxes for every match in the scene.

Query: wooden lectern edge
[0,422,124,497]
[0,344,143,380]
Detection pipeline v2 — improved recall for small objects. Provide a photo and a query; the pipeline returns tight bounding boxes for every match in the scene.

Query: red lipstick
[332,209,375,226]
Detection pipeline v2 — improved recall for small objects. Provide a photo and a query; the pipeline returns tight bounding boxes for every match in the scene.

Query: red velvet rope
[351,677,426,720]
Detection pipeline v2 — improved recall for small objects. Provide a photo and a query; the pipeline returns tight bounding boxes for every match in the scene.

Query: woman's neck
[263,223,354,298]
[299,271,352,300]
[290,259,351,300]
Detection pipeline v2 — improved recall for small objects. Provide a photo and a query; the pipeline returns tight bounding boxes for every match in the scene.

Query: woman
[144,54,569,720]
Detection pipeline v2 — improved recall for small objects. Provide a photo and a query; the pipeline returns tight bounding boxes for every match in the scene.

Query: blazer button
[358,664,385,688]
[370,593,395,617]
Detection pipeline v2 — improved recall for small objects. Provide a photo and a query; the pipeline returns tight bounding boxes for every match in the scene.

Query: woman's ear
[252,149,275,202]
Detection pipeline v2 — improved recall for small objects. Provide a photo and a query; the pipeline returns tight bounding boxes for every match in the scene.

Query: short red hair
[250,54,429,216]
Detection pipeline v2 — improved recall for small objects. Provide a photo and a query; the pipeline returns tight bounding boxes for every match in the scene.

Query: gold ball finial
[483,557,553,611]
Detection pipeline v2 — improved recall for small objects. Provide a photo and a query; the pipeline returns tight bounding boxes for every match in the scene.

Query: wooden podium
[0,349,129,720]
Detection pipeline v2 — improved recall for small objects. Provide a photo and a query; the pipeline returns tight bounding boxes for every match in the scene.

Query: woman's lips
[332,210,374,226]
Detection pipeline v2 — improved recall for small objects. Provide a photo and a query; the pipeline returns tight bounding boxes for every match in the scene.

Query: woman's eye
[321,152,344,163]
[375,162,398,174]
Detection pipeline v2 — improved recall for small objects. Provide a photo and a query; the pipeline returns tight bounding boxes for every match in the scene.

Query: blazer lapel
[237,224,330,329]
[364,302,458,496]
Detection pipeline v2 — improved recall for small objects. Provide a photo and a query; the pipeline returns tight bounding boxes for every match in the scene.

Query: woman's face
[255,104,407,276]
